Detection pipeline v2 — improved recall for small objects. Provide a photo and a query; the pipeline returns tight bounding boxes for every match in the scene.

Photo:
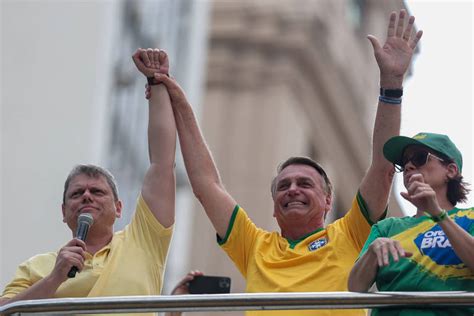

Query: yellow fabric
[221,195,370,316]
[2,195,173,315]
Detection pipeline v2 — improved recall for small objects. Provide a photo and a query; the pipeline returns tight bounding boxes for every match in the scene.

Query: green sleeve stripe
[356,191,387,226]
[217,205,240,245]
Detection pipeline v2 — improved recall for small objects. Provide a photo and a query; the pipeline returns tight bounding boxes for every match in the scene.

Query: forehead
[67,174,110,191]
[276,164,322,182]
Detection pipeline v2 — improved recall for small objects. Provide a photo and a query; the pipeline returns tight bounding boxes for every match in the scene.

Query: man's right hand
[367,9,423,88]
[132,48,169,78]
[50,238,87,283]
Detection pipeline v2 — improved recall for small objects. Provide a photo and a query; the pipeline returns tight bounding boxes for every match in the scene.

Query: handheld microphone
[67,213,94,278]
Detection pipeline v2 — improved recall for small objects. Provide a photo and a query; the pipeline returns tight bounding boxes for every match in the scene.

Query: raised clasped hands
[132,48,169,78]
[368,9,423,86]
[400,173,444,217]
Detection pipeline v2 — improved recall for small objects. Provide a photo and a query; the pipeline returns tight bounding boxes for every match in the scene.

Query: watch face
[380,88,403,98]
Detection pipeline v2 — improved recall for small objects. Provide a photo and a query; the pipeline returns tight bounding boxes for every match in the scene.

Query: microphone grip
[68,266,79,278]
[67,221,90,278]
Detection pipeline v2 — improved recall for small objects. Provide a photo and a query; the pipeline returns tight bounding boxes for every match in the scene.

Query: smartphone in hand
[189,275,231,294]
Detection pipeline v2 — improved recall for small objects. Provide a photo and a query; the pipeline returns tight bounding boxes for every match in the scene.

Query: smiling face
[272,164,332,234]
[62,173,122,234]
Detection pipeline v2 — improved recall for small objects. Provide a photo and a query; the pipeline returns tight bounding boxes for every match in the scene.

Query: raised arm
[151,73,236,238]
[132,48,176,227]
[359,10,423,221]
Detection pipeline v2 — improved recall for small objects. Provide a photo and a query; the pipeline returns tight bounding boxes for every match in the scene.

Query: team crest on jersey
[308,238,327,251]
[414,216,470,265]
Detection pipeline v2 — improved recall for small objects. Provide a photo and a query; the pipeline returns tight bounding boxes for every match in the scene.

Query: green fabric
[359,207,474,316]
[286,227,325,249]
[383,132,463,172]
[217,205,240,245]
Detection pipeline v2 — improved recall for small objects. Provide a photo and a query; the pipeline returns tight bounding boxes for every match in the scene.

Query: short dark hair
[271,156,333,198]
[63,164,119,204]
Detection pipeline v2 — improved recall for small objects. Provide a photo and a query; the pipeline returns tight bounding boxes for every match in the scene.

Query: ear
[323,194,332,221]
[325,193,333,213]
[61,204,66,223]
[446,163,459,180]
[115,200,123,218]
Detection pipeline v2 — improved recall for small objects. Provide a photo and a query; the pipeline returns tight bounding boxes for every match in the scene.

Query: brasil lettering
[413,215,472,266]
[419,230,452,249]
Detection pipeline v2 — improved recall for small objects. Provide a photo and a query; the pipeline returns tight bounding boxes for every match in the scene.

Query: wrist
[147,73,170,86]
[379,75,404,89]
[428,209,448,222]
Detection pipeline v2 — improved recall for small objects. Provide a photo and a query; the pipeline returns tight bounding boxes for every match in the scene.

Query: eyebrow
[277,176,315,185]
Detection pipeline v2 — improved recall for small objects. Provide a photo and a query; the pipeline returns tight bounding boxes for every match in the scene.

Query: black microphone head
[78,213,94,226]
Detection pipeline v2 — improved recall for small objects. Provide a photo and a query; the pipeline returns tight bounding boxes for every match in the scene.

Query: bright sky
[396,0,473,215]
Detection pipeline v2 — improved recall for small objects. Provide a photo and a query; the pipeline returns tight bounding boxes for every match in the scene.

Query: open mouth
[285,201,306,207]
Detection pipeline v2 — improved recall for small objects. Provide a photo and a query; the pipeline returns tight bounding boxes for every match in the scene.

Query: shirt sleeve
[333,192,375,251]
[217,205,262,278]
[2,253,56,299]
[125,194,174,264]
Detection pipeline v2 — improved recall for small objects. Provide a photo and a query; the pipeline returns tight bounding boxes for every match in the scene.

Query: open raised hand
[368,10,423,87]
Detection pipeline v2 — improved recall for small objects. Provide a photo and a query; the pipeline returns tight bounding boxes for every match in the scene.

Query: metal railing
[1,292,473,315]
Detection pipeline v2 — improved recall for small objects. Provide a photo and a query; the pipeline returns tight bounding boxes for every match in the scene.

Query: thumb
[154,73,176,90]
[400,191,412,202]
[404,251,413,258]
[367,35,382,52]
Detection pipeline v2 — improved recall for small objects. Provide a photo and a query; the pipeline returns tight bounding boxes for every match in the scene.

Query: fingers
[158,50,170,74]
[55,241,87,278]
[410,30,423,49]
[400,191,411,202]
[153,49,160,69]
[395,9,406,37]
[387,11,397,37]
[132,49,142,68]
[181,270,203,284]
[145,83,151,100]
[66,238,87,250]
[402,16,415,41]
[153,73,175,88]
[146,48,154,67]
[371,238,408,267]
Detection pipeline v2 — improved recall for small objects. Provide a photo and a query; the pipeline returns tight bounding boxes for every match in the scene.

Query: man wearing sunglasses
[349,132,473,315]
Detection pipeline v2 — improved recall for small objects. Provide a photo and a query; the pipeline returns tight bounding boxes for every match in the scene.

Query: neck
[80,229,114,255]
[281,223,324,241]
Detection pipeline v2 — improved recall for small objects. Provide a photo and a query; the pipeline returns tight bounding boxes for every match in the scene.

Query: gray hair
[270,156,333,198]
[63,164,119,203]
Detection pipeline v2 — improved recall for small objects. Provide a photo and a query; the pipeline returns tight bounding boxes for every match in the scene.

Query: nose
[81,189,93,202]
[287,183,299,196]
[403,161,416,173]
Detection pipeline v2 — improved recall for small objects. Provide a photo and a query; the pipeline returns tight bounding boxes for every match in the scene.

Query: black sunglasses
[395,150,444,173]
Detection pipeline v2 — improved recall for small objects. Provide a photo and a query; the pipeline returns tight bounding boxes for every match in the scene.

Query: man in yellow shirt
[149,9,422,316]
[1,48,176,310]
